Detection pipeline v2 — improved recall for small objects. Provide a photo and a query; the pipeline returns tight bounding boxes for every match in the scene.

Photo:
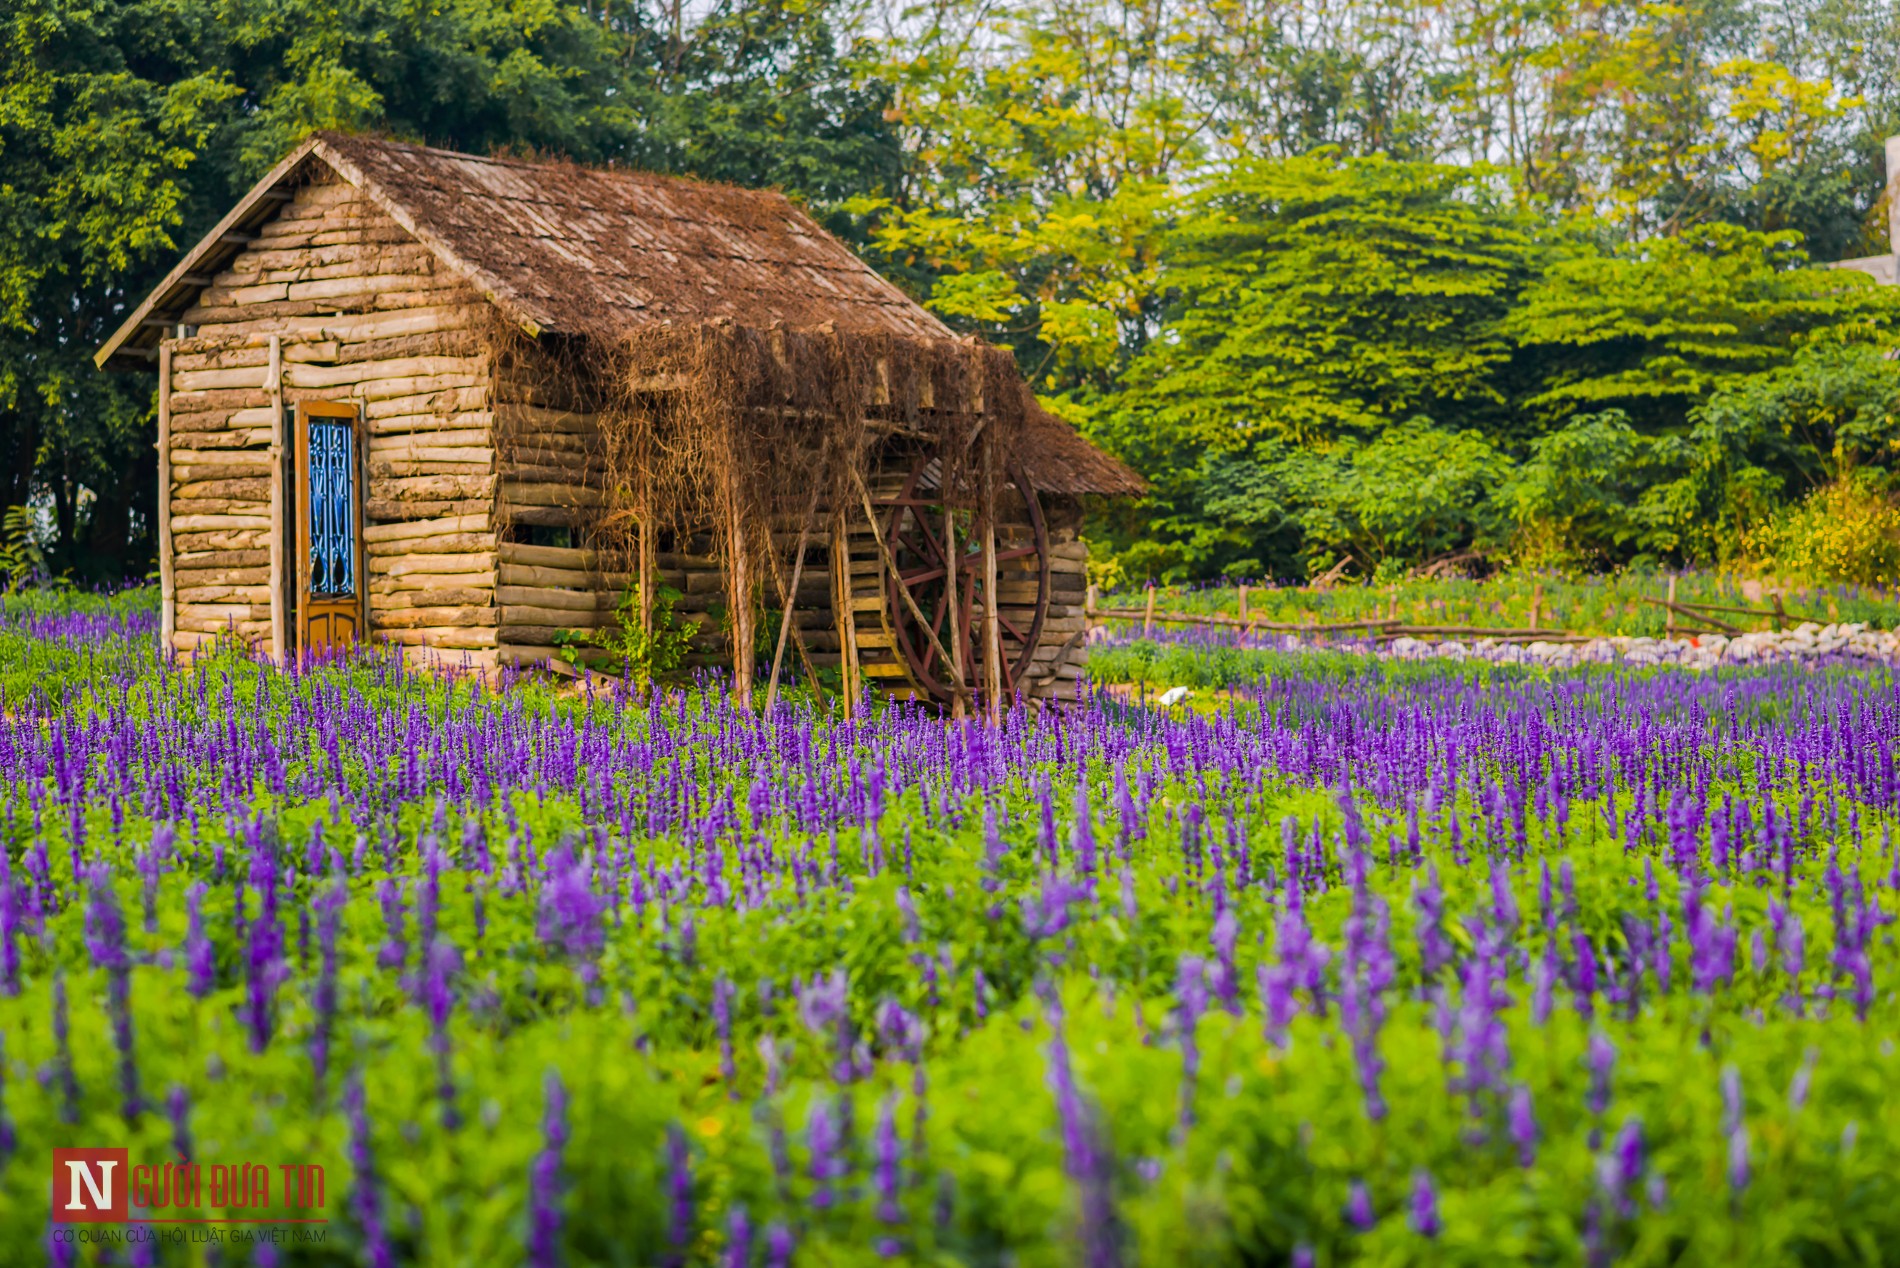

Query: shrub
[1743,473,1900,585]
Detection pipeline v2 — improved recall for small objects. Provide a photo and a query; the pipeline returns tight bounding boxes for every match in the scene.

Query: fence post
[1143,585,1156,636]
[1771,593,1786,632]
[1529,583,1542,632]
[1238,584,1249,624]
[1086,583,1098,617]
[1665,575,1677,637]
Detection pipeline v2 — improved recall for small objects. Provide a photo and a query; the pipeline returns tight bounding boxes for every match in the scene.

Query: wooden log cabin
[96,133,1145,704]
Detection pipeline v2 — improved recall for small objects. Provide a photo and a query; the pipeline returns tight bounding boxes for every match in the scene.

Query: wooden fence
[1087,579,1810,645]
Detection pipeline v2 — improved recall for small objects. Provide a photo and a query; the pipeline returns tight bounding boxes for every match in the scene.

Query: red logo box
[52,1148,129,1223]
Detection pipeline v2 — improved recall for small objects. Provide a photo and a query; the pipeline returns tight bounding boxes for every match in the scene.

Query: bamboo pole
[944,494,964,720]
[982,522,1002,722]
[724,471,753,706]
[764,501,817,712]
[854,471,965,700]
[267,335,285,661]
[637,453,655,640]
[831,508,861,716]
[981,451,1003,723]
[157,344,176,651]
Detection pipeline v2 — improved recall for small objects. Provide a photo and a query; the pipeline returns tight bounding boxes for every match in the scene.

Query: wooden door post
[267,335,286,661]
[157,344,175,652]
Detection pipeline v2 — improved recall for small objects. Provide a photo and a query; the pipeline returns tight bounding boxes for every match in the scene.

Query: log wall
[164,172,500,664]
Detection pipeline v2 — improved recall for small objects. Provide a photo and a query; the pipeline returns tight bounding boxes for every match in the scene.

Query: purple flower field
[1,599,1897,1265]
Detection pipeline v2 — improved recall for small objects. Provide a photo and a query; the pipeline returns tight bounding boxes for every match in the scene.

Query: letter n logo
[52,1148,129,1223]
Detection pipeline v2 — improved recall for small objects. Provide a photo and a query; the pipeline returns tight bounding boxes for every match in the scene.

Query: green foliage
[557,582,695,688]
[1506,224,1898,429]
[0,506,45,593]
[1121,157,1545,450]
[1743,472,1900,585]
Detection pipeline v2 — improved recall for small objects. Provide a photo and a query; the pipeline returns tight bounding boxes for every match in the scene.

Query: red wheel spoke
[902,566,946,587]
[998,613,1029,643]
[993,546,1038,563]
[898,530,947,569]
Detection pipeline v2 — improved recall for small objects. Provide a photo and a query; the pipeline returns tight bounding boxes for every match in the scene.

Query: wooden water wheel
[875,454,1050,706]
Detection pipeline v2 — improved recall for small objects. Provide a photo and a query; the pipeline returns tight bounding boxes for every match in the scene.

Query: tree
[1090,154,1547,578]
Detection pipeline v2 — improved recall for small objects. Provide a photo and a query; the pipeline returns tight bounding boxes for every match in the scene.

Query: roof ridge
[315,130,800,202]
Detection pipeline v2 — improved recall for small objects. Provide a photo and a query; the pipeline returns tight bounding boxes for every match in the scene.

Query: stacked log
[169,173,499,665]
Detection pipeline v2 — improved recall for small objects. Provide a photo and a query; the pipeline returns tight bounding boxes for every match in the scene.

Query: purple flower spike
[665,1123,694,1264]
[1508,1084,1538,1167]
[528,1071,570,1267]
[1585,1032,1615,1115]
[764,1222,796,1268]
[1047,1013,1123,1268]
[874,1093,904,1232]
[1408,1169,1441,1238]
[1346,1179,1374,1231]
[1728,1127,1751,1195]
[344,1072,395,1268]
[724,1205,752,1268]
[183,883,215,997]
[86,871,141,1120]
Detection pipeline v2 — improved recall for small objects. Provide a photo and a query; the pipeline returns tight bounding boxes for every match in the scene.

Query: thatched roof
[97,132,1146,497]
[1021,405,1148,498]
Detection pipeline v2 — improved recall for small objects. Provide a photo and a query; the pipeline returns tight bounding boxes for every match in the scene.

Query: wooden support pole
[157,344,176,652]
[1238,584,1249,624]
[1086,583,1100,617]
[1665,575,1677,637]
[1143,585,1156,635]
[1529,582,1542,633]
[267,335,286,661]
[1771,592,1787,633]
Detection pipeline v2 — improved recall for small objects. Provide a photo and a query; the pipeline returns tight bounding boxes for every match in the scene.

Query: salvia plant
[0,591,1896,1263]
